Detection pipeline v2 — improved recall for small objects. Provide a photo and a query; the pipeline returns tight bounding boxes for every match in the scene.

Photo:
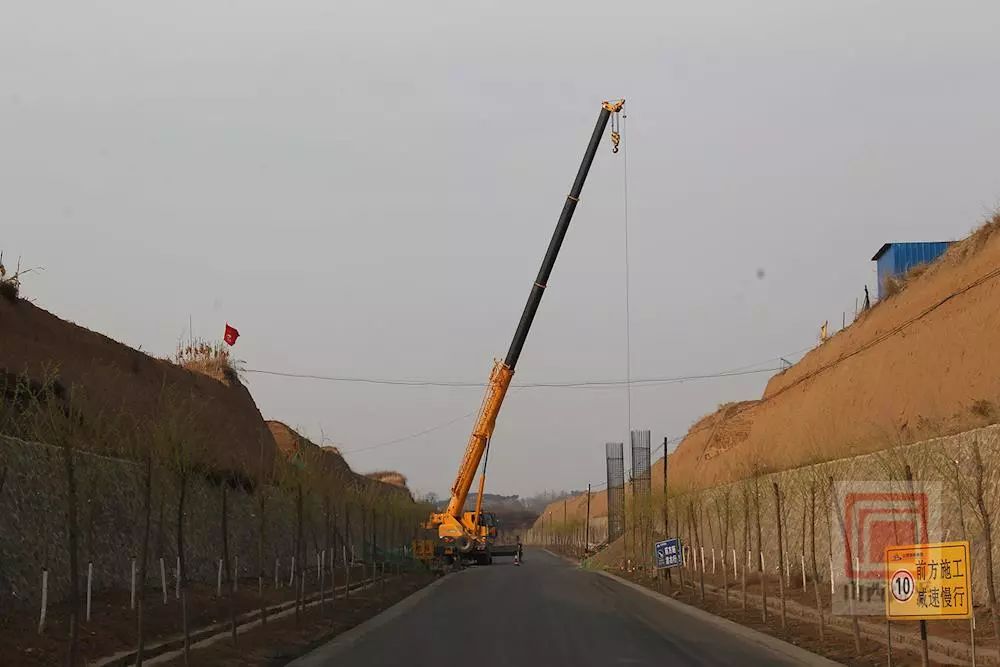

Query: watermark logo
[831,481,942,616]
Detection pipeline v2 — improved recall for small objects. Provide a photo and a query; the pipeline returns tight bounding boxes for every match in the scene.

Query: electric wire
[571,261,1000,494]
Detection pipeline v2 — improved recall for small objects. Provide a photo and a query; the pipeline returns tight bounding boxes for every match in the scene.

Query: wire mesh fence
[606,442,625,543]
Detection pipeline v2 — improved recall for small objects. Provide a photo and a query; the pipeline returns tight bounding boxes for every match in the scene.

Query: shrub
[173,339,243,384]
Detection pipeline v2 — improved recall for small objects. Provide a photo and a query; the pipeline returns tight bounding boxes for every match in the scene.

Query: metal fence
[606,442,625,543]
[631,429,651,500]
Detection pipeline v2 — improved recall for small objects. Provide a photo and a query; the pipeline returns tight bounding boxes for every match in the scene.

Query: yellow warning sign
[885,541,971,620]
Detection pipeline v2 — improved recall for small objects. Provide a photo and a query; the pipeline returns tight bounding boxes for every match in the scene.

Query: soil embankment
[0,297,276,474]
[538,216,1000,528]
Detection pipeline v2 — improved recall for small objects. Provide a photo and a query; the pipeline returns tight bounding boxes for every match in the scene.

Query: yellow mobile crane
[421,99,625,566]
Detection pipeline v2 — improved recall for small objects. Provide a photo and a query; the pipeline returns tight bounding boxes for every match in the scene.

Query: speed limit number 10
[890,569,914,602]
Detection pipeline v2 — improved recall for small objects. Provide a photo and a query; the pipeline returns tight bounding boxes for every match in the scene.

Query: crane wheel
[455,535,474,554]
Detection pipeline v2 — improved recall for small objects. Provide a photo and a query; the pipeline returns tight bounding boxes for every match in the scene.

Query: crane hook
[610,110,621,154]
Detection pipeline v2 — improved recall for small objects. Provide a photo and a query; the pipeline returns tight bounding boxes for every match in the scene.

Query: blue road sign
[654,538,682,569]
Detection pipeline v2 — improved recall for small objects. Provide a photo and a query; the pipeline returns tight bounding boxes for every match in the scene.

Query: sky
[3,1,999,498]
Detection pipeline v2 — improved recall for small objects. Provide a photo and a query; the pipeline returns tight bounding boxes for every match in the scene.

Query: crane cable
[473,108,625,514]
[620,107,633,450]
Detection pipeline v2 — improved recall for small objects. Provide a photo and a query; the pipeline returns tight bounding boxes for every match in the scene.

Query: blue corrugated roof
[871,241,951,262]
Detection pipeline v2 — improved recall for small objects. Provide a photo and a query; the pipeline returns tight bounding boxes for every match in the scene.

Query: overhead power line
[304,346,815,456]
[567,261,1000,496]
[341,408,479,454]
[245,365,781,389]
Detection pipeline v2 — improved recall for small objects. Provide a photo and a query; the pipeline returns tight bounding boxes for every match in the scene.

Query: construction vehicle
[419,99,625,567]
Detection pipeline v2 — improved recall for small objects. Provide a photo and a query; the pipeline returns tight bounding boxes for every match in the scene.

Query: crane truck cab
[436,510,497,565]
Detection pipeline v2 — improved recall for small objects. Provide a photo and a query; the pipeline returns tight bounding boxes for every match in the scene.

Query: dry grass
[173,339,243,385]
[939,210,1000,268]
[0,278,17,302]
[364,470,408,488]
[0,251,35,302]
[881,261,932,299]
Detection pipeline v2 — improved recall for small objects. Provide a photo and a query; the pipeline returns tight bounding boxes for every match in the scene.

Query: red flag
[223,323,240,346]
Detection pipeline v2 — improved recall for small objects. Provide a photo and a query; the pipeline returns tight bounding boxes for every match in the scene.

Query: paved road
[292,548,837,667]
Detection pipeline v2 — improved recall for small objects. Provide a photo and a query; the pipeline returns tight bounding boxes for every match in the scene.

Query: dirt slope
[1,297,277,475]
[266,421,413,501]
[538,215,1000,528]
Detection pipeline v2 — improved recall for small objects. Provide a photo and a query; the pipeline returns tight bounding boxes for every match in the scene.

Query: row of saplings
[0,376,432,666]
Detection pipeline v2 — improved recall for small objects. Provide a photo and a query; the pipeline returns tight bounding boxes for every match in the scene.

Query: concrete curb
[594,570,844,667]
[287,571,462,666]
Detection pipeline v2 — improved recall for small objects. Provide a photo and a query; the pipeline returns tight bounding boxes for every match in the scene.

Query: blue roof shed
[871,241,951,298]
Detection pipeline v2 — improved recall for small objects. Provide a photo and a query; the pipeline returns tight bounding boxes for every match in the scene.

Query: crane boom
[432,100,624,544]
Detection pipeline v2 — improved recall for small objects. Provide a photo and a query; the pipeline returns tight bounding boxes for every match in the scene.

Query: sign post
[885,541,972,621]
[655,538,682,570]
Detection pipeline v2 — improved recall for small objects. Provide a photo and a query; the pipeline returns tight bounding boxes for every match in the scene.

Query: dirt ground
[156,572,435,666]
[0,564,426,666]
[600,552,988,667]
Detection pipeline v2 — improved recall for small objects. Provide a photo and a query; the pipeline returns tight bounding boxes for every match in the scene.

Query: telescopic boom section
[440,100,624,523]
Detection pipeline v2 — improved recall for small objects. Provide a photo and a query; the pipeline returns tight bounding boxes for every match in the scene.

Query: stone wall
[593,423,1000,606]
[0,436,416,608]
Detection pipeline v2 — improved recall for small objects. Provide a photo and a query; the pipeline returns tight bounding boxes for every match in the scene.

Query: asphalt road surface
[292,548,838,667]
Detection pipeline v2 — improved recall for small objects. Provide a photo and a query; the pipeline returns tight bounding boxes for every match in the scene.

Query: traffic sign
[654,538,682,569]
[885,541,971,620]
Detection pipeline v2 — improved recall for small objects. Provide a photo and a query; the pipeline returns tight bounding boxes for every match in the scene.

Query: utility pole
[585,484,591,553]
[662,437,671,589]
[662,437,669,533]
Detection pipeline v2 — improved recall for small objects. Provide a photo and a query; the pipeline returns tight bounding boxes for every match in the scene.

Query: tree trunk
[742,486,749,612]
[258,481,267,626]
[754,479,767,624]
[686,505,695,593]
[295,483,304,623]
[973,440,1000,644]
[154,489,164,570]
[331,504,338,613]
[828,475,862,655]
[800,488,807,588]
[321,495,330,615]
[674,505,685,593]
[691,502,705,601]
[221,483,236,647]
[136,451,153,666]
[773,482,786,631]
[810,482,825,642]
[361,505,368,579]
[176,472,190,665]
[345,504,352,601]
[62,440,80,667]
[717,495,729,606]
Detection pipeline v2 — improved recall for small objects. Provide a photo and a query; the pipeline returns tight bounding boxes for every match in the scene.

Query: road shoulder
[593,569,844,667]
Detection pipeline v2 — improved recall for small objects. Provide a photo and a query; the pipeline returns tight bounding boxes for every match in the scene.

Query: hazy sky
[4,2,999,498]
